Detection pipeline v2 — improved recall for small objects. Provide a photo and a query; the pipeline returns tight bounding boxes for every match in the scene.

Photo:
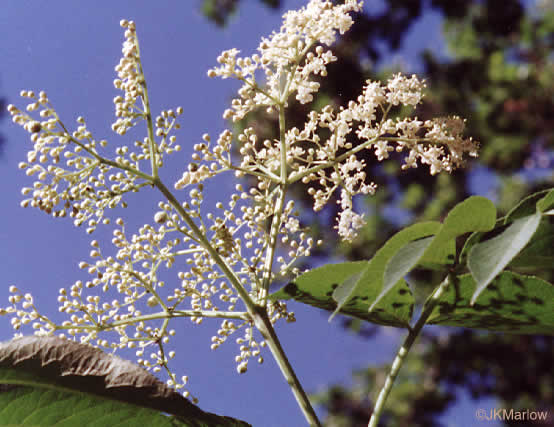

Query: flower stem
[252,307,322,427]
[260,103,288,299]
[133,31,159,179]
[157,175,319,424]
[367,274,452,427]
[153,178,257,312]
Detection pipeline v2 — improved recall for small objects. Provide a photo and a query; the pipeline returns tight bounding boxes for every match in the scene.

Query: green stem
[157,181,318,427]
[228,164,281,182]
[261,104,288,298]
[153,178,257,313]
[253,94,320,426]
[133,31,159,178]
[288,134,380,184]
[52,310,250,332]
[55,125,154,182]
[367,274,452,427]
[252,307,321,427]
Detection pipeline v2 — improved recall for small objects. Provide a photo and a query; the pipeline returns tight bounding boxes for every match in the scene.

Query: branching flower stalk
[2,1,479,425]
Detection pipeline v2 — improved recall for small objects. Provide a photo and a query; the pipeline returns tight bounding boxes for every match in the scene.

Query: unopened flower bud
[154,211,168,224]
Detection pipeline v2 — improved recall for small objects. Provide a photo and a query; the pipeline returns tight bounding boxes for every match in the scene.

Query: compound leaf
[427,272,554,335]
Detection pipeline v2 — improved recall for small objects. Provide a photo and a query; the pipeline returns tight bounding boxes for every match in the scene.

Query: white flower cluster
[5,21,188,234]
[174,131,231,189]
[205,0,478,241]
[282,75,478,239]
[203,70,477,241]
[6,93,139,233]
[3,0,480,400]
[3,182,305,375]
[112,19,143,136]
[207,0,363,119]
[113,20,184,167]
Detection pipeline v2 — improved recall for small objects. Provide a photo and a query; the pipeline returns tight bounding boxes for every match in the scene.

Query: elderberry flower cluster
[112,19,144,136]
[5,14,310,375]
[207,0,362,118]
[3,0,479,401]
[285,75,479,239]
[5,21,185,234]
[7,94,132,233]
[206,10,478,240]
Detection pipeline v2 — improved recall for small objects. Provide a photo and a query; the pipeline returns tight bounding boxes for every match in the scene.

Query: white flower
[373,140,393,160]
[386,73,425,106]
[335,208,365,241]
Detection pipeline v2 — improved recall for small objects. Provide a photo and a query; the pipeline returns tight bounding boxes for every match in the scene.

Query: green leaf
[468,213,542,304]
[328,269,366,323]
[369,236,434,313]
[536,188,554,213]
[331,222,443,324]
[460,190,553,263]
[504,188,551,223]
[269,262,413,328]
[0,336,250,427]
[0,386,188,427]
[427,272,554,335]
[421,196,497,266]
[368,196,496,314]
[508,217,554,271]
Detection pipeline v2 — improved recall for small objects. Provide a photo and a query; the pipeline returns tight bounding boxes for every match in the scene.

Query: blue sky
[0,1,505,426]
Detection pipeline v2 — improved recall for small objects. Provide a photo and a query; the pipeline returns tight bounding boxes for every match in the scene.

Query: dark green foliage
[0,337,251,427]
[273,191,554,334]
[201,0,280,27]
[428,272,554,334]
[269,261,414,328]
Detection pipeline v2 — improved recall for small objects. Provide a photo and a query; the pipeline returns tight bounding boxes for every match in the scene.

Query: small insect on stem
[215,224,234,256]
